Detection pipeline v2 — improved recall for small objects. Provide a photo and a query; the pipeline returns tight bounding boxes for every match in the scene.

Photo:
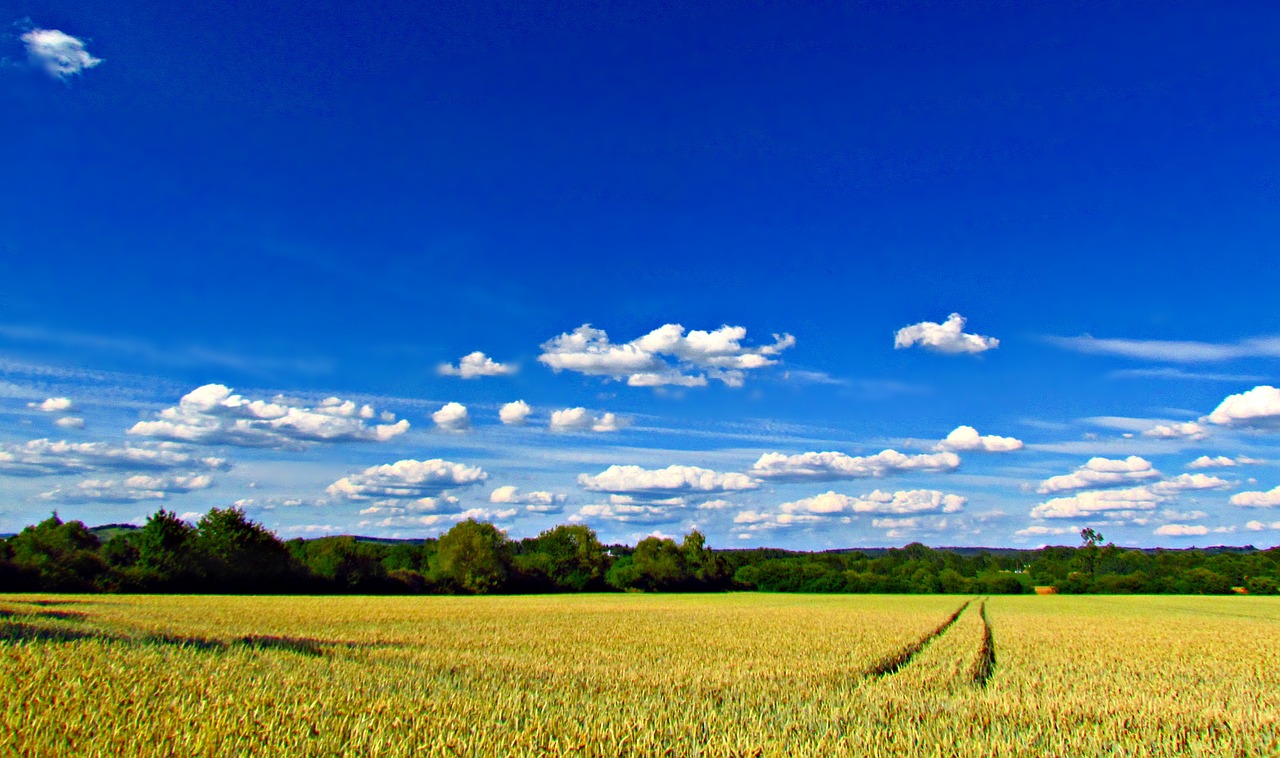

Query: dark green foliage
[0,509,1276,595]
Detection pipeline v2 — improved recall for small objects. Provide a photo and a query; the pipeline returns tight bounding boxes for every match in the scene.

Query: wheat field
[1,593,1277,757]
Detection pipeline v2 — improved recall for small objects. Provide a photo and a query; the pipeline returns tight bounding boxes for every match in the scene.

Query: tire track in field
[866,599,971,677]
[970,599,996,688]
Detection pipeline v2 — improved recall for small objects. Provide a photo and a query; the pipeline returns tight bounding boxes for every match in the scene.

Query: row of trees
[1,510,1277,595]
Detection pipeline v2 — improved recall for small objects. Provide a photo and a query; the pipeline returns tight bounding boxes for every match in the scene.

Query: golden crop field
[1,593,1278,757]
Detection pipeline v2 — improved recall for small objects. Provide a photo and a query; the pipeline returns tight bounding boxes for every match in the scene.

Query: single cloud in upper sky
[128,384,409,449]
[27,397,73,412]
[437,351,517,379]
[1230,486,1280,508]
[549,407,626,433]
[326,458,488,503]
[0,438,228,476]
[935,425,1023,453]
[431,402,470,432]
[748,449,959,482]
[1204,385,1280,428]
[1046,334,1280,363]
[1187,455,1262,469]
[1141,421,1207,440]
[40,474,213,504]
[498,400,532,425]
[538,323,794,388]
[893,313,998,355]
[1036,456,1161,494]
[578,464,759,500]
[489,485,566,512]
[21,28,102,80]
[781,489,966,516]
[54,416,85,429]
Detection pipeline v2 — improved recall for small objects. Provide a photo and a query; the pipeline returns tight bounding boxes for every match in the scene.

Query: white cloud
[1245,520,1280,531]
[1047,334,1280,363]
[1150,473,1233,494]
[1030,486,1164,519]
[1230,486,1280,508]
[696,499,734,510]
[0,438,227,476]
[748,449,959,482]
[41,474,213,504]
[936,425,1023,453]
[779,489,966,516]
[28,397,73,412]
[21,28,103,79]
[1142,421,1207,440]
[437,351,517,379]
[538,323,794,388]
[54,417,85,430]
[1037,456,1161,494]
[357,495,460,516]
[1205,386,1280,427]
[1155,524,1209,537]
[569,503,677,524]
[1187,455,1263,469]
[326,458,488,502]
[128,384,409,449]
[578,464,758,501]
[431,402,470,432]
[893,313,998,355]
[1014,525,1078,538]
[489,485,566,509]
[549,407,627,433]
[499,400,532,426]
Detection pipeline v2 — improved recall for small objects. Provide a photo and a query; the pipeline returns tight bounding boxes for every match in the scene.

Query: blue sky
[3,2,1280,548]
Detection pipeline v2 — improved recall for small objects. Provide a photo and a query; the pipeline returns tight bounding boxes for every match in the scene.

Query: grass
[0,593,1277,756]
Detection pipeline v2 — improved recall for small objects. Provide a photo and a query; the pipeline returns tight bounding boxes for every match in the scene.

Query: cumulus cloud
[489,485,566,512]
[748,449,959,482]
[40,474,213,504]
[499,400,532,425]
[1150,473,1233,494]
[1205,386,1280,427]
[935,425,1023,453]
[578,464,758,499]
[21,28,103,79]
[326,458,488,502]
[1155,524,1209,537]
[1030,486,1164,519]
[431,402,470,432]
[1246,520,1280,531]
[569,503,677,524]
[128,384,409,449]
[780,489,966,516]
[549,407,626,433]
[1187,455,1262,469]
[1142,421,1207,440]
[28,397,73,412]
[1230,486,1280,508]
[538,323,794,388]
[893,313,998,355]
[0,438,227,476]
[54,417,85,430]
[1036,456,1161,494]
[437,351,517,379]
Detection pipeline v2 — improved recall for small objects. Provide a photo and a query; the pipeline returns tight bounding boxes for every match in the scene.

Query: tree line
[1,509,1277,595]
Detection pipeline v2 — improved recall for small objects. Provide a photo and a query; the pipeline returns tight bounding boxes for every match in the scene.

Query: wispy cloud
[20,28,102,80]
[1047,334,1280,363]
[1109,367,1266,382]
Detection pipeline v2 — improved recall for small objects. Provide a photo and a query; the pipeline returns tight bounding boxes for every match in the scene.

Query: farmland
[2,594,1278,756]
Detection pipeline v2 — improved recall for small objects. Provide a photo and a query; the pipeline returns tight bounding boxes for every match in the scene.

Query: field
[1,594,1278,757]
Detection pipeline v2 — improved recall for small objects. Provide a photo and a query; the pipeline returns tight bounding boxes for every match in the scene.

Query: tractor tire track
[866,599,971,677]
[970,599,996,687]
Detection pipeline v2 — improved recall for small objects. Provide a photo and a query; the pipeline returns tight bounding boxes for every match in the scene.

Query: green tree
[6,513,107,591]
[196,507,298,591]
[434,519,510,594]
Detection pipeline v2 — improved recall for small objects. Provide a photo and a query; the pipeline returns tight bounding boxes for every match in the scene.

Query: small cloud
[1142,421,1207,440]
[1230,486,1280,508]
[489,485,566,507]
[1037,456,1161,494]
[748,449,959,482]
[431,402,470,432]
[28,397,74,412]
[21,28,103,80]
[437,351,517,379]
[1154,524,1209,537]
[499,400,532,426]
[894,313,998,355]
[1187,455,1263,470]
[549,407,627,433]
[1205,386,1280,428]
[935,425,1023,453]
[54,416,85,429]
